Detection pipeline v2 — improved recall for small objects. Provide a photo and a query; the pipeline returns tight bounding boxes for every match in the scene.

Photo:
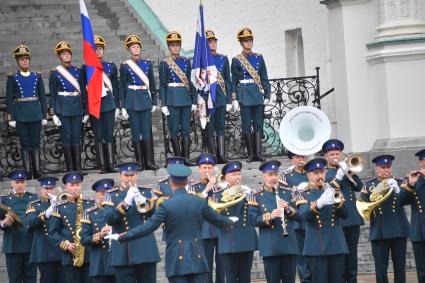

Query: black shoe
[254,131,266,162]
[63,146,73,172]
[31,149,42,179]
[170,136,182,157]
[21,150,33,178]
[104,143,117,173]
[244,133,255,163]
[182,137,196,166]
[95,143,107,174]
[142,140,159,170]
[133,141,144,171]
[216,135,229,164]
[71,146,87,175]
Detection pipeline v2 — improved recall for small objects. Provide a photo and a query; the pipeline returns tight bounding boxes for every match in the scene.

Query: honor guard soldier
[26,176,65,283]
[297,158,349,283]
[159,31,197,165]
[107,164,236,283]
[231,28,271,163]
[280,151,311,283]
[211,161,258,283]
[49,41,88,173]
[322,139,364,283]
[360,155,409,283]
[81,178,115,283]
[87,35,119,174]
[120,34,159,170]
[0,170,38,283]
[191,153,225,283]
[204,30,232,163]
[103,162,160,283]
[398,149,425,283]
[249,160,298,283]
[48,171,95,283]
[6,44,48,179]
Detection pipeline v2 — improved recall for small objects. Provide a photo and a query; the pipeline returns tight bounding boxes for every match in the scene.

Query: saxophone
[72,194,85,267]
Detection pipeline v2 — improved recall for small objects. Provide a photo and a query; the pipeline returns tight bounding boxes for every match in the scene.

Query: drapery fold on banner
[190,3,218,129]
[79,0,104,119]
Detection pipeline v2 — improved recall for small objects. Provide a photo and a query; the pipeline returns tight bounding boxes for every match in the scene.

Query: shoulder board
[84,205,98,213]
[252,187,264,195]
[106,187,119,193]
[29,199,41,205]
[181,56,188,60]
[108,61,114,64]
[141,58,151,62]
[83,196,95,202]
[158,177,169,183]
[217,53,227,58]
[7,72,14,77]
[365,177,377,183]
[253,52,262,57]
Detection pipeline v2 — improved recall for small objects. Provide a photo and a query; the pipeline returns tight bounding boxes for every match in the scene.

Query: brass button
[198,254,201,258]
[178,240,182,244]
[271,225,275,229]
[179,256,183,260]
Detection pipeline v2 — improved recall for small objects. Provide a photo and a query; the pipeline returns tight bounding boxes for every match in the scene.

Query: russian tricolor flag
[80,0,103,119]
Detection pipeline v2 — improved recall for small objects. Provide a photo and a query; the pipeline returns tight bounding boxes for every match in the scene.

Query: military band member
[213,161,258,283]
[81,178,115,283]
[249,160,298,283]
[103,162,160,283]
[205,29,232,164]
[297,158,349,283]
[360,155,409,283]
[48,171,95,283]
[322,139,364,283]
[231,27,271,163]
[159,31,197,165]
[6,44,48,179]
[280,151,311,283]
[0,170,38,283]
[192,153,225,283]
[49,41,88,173]
[26,176,64,283]
[88,35,119,174]
[107,164,237,283]
[398,149,425,283]
[120,34,159,170]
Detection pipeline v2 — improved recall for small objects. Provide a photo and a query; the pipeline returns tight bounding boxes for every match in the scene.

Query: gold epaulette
[51,206,61,218]
[279,179,288,187]
[252,187,264,195]
[247,193,258,206]
[84,205,98,214]
[296,199,308,207]
[26,203,36,215]
[331,179,341,190]
[310,201,321,214]
[154,188,163,196]
[7,72,14,77]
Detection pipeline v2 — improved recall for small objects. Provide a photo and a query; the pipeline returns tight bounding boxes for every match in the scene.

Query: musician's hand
[229,216,239,223]
[336,168,345,181]
[1,215,14,227]
[408,171,420,187]
[316,189,334,209]
[387,178,400,193]
[297,182,309,191]
[104,233,120,241]
[338,161,348,172]
[100,226,112,238]
[278,199,288,209]
[271,209,282,219]
[67,243,77,254]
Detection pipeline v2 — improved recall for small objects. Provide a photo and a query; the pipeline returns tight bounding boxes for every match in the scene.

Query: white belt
[58,91,79,96]
[168,82,185,87]
[239,79,255,84]
[128,85,148,90]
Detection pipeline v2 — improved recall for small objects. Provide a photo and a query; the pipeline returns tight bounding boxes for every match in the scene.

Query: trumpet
[55,187,72,202]
[128,182,150,214]
[336,154,364,186]
[274,186,289,237]
[320,180,343,204]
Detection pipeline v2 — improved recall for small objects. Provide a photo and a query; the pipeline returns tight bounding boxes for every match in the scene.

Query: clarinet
[275,186,289,237]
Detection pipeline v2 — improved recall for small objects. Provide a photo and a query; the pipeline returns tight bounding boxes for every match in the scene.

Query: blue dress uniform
[398,149,425,283]
[87,35,119,174]
[48,172,95,283]
[280,151,311,283]
[81,178,116,283]
[6,44,48,179]
[298,158,349,283]
[204,30,232,163]
[120,34,159,171]
[191,154,225,283]
[159,31,196,162]
[116,164,234,283]
[360,155,409,283]
[49,41,87,172]
[103,162,160,283]
[26,176,65,283]
[211,161,258,283]
[0,170,38,283]
[322,139,364,283]
[231,28,271,163]
[249,160,299,283]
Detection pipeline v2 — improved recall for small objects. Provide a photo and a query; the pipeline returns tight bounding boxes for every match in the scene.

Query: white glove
[82,115,89,124]
[134,192,147,205]
[115,108,121,119]
[191,104,197,112]
[297,182,309,191]
[45,205,55,219]
[226,104,232,112]
[124,190,136,206]
[104,233,120,241]
[336,168,345,181]
[52,115,62,126]
[161,106,170,116]
[263,98,270,105]
[151,106,157,113]
[121,108,129,120]
[232,100,240,112]
[8,121,16,128]
[229,216,239,223]
[387,178,400,194]
[47,193,58,206]
[338,161,348,172]
[41,119,48,126]
[316,188,335,209]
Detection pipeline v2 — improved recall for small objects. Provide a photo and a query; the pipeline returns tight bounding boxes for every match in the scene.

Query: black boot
[170,137,182,157]
[95,143,107,174]
[104,143,117,173]
[21,150,33,178]
[72,146,87,175]
[63,146,73,172]
[133,141,144,171]
[31,150,42,179]
[207,131,217,156]
[142,140,159,170]
[216,135,229,164]
[182,137,196,166]
[254,131,266,162]
[149,136,159,169]
[244,133,255,163]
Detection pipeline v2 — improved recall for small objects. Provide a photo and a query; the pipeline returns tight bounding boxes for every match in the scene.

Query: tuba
[356,179,393,221]
[279,106,331,156]
[73,194,85,267]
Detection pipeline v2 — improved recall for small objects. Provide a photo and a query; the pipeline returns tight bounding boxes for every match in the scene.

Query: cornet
[320,180,343,204]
